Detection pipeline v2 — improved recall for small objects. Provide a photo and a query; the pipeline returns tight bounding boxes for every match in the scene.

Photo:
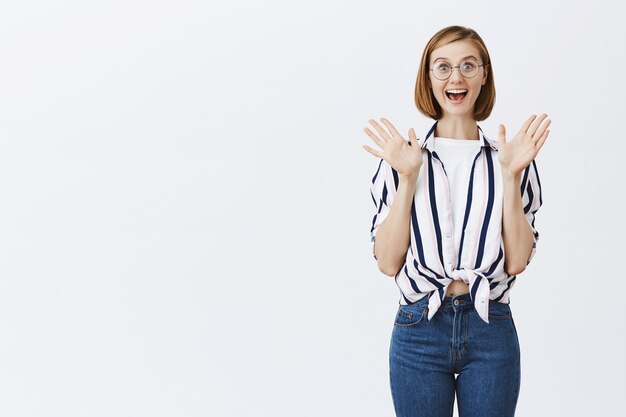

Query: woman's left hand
[498,113,551,178]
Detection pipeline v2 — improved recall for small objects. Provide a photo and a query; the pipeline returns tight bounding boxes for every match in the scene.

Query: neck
[435,116,479,140]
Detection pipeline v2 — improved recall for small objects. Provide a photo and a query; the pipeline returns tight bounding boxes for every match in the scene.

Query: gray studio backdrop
[0,1,624,416]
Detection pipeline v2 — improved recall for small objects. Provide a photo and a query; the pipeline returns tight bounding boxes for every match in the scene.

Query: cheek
[430,81,443,95]
[472,79,484,92]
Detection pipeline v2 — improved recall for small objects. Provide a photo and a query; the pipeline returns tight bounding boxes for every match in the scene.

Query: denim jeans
[389,292,521,417]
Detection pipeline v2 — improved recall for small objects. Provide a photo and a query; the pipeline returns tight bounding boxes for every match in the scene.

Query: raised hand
[362,118,423,180]
[498,114,551,178]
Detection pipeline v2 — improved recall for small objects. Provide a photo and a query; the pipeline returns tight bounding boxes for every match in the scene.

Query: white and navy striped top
[369,120,542,323]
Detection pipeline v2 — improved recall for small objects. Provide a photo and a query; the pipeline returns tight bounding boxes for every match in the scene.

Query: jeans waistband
[439,292,474,311]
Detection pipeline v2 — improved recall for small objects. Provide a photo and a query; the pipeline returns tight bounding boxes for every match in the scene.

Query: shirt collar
[420,120,498,152]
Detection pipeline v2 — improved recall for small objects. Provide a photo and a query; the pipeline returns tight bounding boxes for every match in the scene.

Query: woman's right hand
[362,118,423,180]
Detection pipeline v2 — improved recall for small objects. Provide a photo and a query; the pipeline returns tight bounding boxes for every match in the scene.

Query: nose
[449,66,464,82]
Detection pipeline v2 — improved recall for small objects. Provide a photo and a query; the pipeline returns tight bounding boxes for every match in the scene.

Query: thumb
[408,128,419,147]
[498,124,506,145]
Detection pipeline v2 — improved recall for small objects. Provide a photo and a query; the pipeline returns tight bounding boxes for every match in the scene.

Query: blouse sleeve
[369,158,399,260]
[520,159,543,265]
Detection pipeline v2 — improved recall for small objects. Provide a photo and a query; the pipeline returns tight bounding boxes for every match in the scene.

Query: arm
[373,173,418,277]
[497,114,550,275]
[501,171,534,275]
[364,118,423,277]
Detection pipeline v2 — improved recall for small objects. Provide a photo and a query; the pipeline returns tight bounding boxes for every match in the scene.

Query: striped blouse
[369,120,542,323]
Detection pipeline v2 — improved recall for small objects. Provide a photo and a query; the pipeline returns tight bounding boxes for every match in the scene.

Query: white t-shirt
[432,136,482,252]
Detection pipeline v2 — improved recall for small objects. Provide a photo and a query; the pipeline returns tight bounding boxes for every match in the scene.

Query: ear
[481,66,488,86]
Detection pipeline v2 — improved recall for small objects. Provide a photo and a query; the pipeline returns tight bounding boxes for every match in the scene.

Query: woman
[362,26,550,417]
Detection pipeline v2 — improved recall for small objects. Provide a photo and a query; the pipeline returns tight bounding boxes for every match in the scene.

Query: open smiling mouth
[445,89,468,104]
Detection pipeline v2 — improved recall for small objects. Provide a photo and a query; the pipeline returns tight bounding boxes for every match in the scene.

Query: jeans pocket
[488,301,512,320]
[394,302,429,327]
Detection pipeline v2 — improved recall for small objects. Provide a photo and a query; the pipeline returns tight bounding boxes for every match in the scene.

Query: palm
[499,136,538,175]
[382,134,422,175]
[498,114,551,177]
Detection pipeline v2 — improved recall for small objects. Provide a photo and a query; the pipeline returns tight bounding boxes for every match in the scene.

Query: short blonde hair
[415,26,495,121]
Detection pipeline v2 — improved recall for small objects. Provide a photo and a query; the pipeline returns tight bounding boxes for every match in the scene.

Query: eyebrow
[433,55,478,63]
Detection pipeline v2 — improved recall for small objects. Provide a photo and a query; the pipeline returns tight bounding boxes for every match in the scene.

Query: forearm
[374,174,418,276]
[501,172,534,275]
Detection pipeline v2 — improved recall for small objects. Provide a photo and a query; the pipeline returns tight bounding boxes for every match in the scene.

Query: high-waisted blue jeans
[389,292,520,417]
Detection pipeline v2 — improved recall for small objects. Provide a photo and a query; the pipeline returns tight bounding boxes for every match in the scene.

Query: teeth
[446,89,467,94]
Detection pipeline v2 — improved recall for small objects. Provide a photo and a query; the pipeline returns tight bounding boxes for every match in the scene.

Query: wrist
[501,169,521,182]
[399,171,419,183]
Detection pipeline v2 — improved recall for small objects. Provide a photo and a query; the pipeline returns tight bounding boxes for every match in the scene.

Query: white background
[0,1,624,416]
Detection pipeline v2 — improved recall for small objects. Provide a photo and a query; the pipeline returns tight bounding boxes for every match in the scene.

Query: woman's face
[428,39,487,119]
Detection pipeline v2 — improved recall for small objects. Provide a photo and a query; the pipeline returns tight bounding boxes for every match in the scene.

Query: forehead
[430,39,481,63]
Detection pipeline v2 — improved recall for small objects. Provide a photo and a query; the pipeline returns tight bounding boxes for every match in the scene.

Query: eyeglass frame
[429,60,489,80]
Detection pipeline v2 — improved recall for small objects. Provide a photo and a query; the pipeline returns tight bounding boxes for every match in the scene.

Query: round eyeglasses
[430,59,488,80]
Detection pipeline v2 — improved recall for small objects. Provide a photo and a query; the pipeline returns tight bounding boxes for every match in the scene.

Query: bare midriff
[445,280,470,297]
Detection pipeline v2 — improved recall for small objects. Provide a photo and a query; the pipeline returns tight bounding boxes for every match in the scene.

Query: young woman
[362,26,550,417]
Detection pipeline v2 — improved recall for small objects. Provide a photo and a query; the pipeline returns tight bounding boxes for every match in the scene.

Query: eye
[461,60,478,70]
[434,63,450,71]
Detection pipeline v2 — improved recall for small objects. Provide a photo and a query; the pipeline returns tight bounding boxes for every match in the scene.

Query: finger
[527,113,548,138]
[363,127,386,150]
[380,118,402,138]
[535,129,550,151]
[369,119,392,142]
[531,118,551,143]
[520,114,537,134]
[362,144,383,159]
[498,124,506,144]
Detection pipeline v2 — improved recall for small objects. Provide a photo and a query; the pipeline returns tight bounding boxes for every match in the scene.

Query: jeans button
[453,299,459,306]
